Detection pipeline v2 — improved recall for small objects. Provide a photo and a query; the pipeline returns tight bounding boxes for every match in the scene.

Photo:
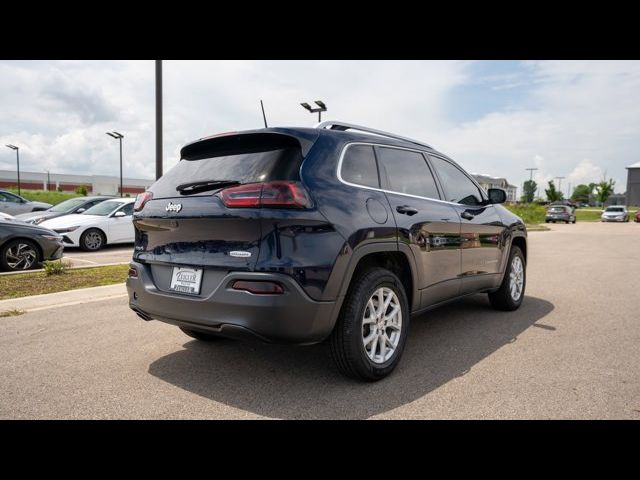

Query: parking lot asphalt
[1,222,639,419]
[61,245,133,267]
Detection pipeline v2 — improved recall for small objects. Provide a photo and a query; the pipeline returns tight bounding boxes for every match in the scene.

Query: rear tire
[330,267,410,381]
[488,245,526,311]
[179,327,223,341]
[80,228,106,251]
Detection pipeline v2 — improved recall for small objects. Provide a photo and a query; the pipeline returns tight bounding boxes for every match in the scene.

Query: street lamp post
[301,100,327,122]
[5,144,20,196]
[106,132,124,197]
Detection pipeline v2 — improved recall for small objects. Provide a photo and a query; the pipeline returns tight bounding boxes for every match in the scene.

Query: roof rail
[315,120,433,149]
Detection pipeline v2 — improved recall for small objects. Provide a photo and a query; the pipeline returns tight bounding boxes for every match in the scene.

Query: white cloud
[1,60,639,197]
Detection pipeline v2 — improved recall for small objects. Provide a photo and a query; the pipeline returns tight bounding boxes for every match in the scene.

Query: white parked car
[39,197,135,251]
[0,211,14,219]
[601,206,630,222]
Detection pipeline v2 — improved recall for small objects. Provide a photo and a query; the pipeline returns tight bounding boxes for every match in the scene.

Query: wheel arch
[333,243,419,316]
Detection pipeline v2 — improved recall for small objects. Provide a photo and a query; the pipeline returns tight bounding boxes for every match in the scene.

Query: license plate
[169,266,203,295]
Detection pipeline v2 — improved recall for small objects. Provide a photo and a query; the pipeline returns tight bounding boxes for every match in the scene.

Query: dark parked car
[127,122,528,380]
[635,210,640,222]
[0,190,52,216]
[0,216,64,271]
[545,205,576,223]
[15,195,114,225]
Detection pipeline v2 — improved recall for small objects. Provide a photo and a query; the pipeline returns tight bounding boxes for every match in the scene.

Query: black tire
[179,327,223,341]
[80,228,106,251]
[329,267,410,381]
[0,239,41,271]
[488,245,526,311]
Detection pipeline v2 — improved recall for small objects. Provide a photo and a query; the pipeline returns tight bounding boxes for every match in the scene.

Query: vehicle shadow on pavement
[148,294,554,419]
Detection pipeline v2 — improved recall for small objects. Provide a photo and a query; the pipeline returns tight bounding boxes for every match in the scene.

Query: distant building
[0,170,153,196]
[626,161,640,206]
[471,174,518,202]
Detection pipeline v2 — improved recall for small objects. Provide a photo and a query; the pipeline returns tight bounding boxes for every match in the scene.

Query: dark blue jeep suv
[127,121,527,380]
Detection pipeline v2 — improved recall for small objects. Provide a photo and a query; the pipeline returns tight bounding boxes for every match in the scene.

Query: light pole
[5,144,20,196]
[555,176,565,197]
[156,60,163,180]
[301,100,327,122]
[106,131,124,197]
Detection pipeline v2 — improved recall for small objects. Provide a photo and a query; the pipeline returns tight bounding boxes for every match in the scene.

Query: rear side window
[429,155,484,206]
[341,145,379,188]
[150,135,304,199]
[376,147,440,199]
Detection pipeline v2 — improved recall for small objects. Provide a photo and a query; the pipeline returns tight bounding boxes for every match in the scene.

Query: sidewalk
[0,283,127,313]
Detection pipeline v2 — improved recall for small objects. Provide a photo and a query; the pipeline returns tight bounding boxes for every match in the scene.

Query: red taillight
[231,280,284,295]
[134,191,153,212]
[219,182,312,209]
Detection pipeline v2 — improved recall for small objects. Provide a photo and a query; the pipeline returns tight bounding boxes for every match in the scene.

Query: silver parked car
[0,190,52,216]
[601,206,629,222]
[545,205,576,224]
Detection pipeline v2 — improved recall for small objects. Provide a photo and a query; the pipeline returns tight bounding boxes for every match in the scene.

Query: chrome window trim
[336,142,492,208]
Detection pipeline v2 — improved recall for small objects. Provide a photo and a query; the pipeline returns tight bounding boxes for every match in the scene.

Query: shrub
[43,260,72,276]
[75,185,88,196]
[504,203,547,225]
[57,186,63,192]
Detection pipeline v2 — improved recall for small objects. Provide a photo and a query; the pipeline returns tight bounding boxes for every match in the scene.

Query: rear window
[606,207,624,212]
[549,207,566,213]
[150,135,304,199]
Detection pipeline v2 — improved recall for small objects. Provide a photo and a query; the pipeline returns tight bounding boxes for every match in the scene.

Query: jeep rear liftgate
[132,131,314,270]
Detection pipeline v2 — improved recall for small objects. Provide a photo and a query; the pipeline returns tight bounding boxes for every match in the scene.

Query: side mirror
[76,208,86,214]
[487,188,506,204]
[113,211,126,217]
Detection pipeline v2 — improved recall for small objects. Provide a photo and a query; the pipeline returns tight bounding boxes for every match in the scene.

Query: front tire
[330,267,410,381]
[80,228,106,251]
[0,239,41,271]
[488,245,526,311]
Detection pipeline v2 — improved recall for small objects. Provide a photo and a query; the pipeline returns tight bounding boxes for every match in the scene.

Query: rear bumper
[126,261,337,344]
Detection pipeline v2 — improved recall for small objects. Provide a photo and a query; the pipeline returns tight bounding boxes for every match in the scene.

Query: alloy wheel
[361,287,402,364]
[5,243,37,270]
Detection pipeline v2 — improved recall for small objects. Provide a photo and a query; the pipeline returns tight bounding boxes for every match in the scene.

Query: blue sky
[1,60,639,198]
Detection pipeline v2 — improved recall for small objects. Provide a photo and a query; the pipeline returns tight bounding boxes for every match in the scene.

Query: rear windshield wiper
[176,180,241,195]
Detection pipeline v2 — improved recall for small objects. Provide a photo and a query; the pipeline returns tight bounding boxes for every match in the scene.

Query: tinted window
[119,203,134,215]
[377,147,440,199]
[83,200,126,216]
[341,145,379,188]
[0,192,21,203]
[429,156,483,206]
[150,146,303,199]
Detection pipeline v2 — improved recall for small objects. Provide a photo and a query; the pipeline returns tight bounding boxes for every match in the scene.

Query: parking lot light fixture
[300,100,327,122]
[5,144,20,196]
[105,132,124,197]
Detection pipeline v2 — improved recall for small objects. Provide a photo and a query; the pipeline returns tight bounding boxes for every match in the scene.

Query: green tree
[595,178,615,207]
[522,180,537,203]
[545,180,563,202]
[571,184,592,204]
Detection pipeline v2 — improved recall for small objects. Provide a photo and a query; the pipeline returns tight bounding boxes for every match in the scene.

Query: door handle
[460,211,475,220]
[396,205,418,216]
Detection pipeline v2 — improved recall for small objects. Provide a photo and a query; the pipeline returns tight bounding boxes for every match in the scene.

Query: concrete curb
[0,262,130,276]
[0,283,128,313]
